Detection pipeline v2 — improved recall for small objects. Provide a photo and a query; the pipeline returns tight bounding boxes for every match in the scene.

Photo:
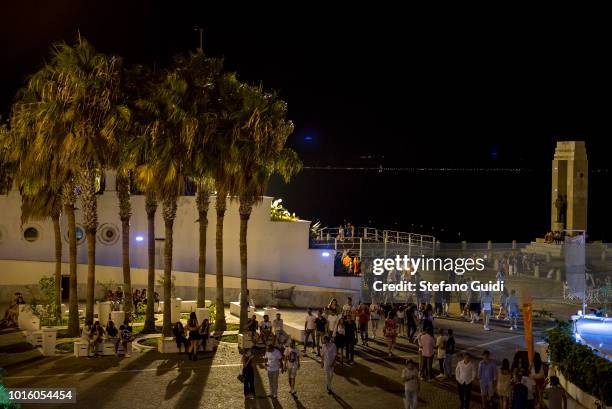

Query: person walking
[506,289,520,330]
[345,315,357,363]
[321,335,337,394]
[357,303,370,346]
[435,328,447,378]
[419,327,435,380]
[510,373,529,409]
[334,317,346,365]
[543,376,567,409]
[384,311,399,357]
[264,344,284,399]
[314,309,327,356]
[443,329,456,378]
[496,358,512,409]
[478,350,496,409]
[304,308,316,353]
[242,349,256,400]
[456,352,476,409]
[402,359,420,409]
[284,339,301,396]
[370,301,381,339]
[481,290,493,331]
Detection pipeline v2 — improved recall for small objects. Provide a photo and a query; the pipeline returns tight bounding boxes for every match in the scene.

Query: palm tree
[143,193,157,331]
[195,178,213,308]
[8,86,82,336]
[8,36,126,333]
[56,38,124,323]
[116,172,134,317]
[187,52,221,310]
[209,73,245,333]
[131,64,201,336]
[234,86,301,332]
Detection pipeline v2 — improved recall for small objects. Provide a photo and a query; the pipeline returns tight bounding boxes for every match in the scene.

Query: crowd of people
[104,287,160,311]
[172,312,211,360]
[238,295,568,409]
[81,318,133,358]
[544,231,565,244]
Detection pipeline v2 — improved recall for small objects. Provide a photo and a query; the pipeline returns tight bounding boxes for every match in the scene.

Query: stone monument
[550,141,588,232]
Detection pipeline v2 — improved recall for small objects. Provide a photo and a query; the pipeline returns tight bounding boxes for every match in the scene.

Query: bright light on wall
[322,251,330,257]
[135,236,144,242]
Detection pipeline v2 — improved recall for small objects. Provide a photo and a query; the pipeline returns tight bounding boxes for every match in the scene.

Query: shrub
[547,321,612,405]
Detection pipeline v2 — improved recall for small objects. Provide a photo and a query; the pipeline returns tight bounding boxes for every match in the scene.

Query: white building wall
[0,188,353,290]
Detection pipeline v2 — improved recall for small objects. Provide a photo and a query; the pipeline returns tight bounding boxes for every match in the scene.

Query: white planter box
[74,341,89,357]
[110,311,125,325]
[42,327,57,356]
[27,330,43,346]
[158,337,180,353]
[230,302,255,317]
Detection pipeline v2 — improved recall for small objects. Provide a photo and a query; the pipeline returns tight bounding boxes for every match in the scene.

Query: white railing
[316,227,436,250]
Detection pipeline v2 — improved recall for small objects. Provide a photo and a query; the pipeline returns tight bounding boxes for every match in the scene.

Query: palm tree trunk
[196,186,210,308]
[63,185,80,337]
[85,229,96,322]
[144,195,157,332]
[239,197,254,334]
[162,197,177,336]
[214,193,227,332]
[52,213,62,321]
[79,166,98,323]
[117,174,133,317]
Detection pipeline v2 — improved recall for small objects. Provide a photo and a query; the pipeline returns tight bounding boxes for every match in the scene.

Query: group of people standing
[104,287,160,311]
[172,312,210,360]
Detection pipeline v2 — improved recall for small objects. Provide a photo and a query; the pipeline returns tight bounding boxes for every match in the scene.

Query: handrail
[316,226,435,248]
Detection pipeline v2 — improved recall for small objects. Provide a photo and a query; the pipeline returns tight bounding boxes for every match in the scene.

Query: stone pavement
[0,328,42,369]
[0,305,591,409]
[2,330,478,409]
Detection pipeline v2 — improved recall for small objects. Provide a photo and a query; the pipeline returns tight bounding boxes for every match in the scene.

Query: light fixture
[135,236,144,242]
[322,251,330,257]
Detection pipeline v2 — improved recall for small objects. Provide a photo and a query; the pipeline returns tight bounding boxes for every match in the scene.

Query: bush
[547,321,612,405]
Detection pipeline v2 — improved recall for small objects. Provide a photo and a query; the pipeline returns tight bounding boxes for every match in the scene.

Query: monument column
[550,141,588,232]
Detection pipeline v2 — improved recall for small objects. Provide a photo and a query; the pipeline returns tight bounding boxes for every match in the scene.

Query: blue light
[135,236,144,242]
[322,251,330,257]
[304,136,313,141]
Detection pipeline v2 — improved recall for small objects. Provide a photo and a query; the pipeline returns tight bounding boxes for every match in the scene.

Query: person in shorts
[304,308,316,353]
[402,359,420,409]
[478,350,496,408]
[314,309,327,356]
[284,339,301,396]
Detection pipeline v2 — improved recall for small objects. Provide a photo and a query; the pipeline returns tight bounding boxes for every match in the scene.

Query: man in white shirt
[327,311,339,335]
[402,359,420,409]
[259,315,272,346]
[284,340,301,396]
[321,335,337,394]
[342,297,356,319]
[264,344,284,399]
[272,313,284,334]
[418,327,435,380]
[455,352,476,409]
[304,308,316,353]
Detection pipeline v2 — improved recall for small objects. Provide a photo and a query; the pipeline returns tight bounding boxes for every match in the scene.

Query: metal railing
[314,226,436,257]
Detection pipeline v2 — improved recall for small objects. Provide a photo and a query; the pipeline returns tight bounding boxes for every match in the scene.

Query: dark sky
[1,3,611,241]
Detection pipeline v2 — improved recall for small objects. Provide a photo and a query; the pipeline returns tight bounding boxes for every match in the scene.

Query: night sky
[1,3,611,241]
